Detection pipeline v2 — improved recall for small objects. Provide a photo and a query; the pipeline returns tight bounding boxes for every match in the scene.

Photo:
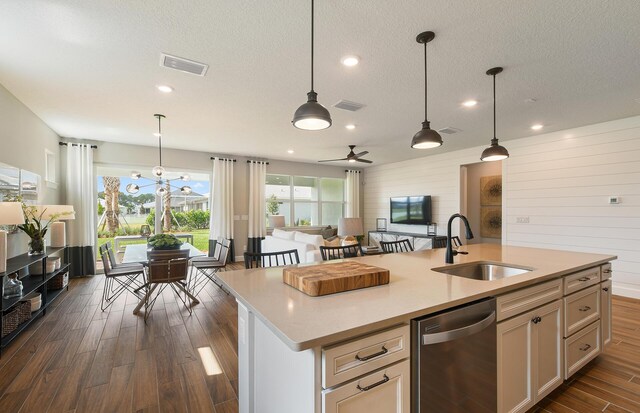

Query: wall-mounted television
[390,196,432,225]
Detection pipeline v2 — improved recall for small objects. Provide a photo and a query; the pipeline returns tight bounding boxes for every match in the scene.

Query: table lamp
[338,218,364,247]
[35,205,75,248]
[0,202,25,273]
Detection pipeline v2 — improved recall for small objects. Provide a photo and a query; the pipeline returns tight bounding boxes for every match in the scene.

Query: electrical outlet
[243,245,247,251]
[516,217,530,224]
[608,196,620,204]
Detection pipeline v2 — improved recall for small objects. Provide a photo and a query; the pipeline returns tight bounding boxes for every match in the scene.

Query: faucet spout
[445,213,474,264]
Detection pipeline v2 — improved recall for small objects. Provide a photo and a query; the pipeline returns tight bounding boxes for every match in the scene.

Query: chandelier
[125,114,192,196]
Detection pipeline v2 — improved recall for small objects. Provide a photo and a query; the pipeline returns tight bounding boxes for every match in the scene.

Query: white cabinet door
[412,237,432,250]
[600,279,612,347]
[498,300,563,413]
[323,360,410,413]
[497,310,535,413]
[533,300,563,401]
[369,232,383,248]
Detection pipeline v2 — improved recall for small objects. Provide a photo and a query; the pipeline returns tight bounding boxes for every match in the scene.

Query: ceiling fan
[318,145,373,164]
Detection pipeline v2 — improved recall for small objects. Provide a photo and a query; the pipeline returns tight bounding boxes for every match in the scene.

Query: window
[266,174,344,227]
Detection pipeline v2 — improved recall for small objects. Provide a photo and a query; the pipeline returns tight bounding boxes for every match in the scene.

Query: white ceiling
[1,0,640,166]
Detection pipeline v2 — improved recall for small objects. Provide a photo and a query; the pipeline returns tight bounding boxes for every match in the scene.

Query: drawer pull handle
[577,277,590,282]
[603,287,609,292]
[603,269,612,274]
[357,374,389,392]
[578,306,591,312]
[579,344,591,352]
[355,345,388,362]
[531,316,542,324]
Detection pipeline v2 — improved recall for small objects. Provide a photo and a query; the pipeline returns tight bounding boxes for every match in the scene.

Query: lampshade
[269,215,286,228]
[35,205,76,220]
[0,202,25,225]
[338,218,364,237]
[411,121,443,149]
[292,92,332,130]
[480,138,509,162]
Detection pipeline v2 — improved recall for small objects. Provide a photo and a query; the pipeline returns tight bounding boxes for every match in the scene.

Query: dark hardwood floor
[0,267,638,412]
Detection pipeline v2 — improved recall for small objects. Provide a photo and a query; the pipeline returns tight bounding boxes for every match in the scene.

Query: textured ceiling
[1,0,639,166]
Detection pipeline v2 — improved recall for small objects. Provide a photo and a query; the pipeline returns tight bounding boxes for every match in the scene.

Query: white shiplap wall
[364,115,640,298]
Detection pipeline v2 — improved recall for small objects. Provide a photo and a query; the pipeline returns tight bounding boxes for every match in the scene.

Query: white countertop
[216,244,615,351]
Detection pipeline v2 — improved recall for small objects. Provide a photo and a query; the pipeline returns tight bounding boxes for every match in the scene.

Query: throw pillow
[272,228,295,240]
[294,231,324,248]
[320,225,334,239]
[324,237,342,247]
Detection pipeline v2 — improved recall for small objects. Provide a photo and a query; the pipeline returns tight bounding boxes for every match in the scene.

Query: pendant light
[292,0,332,130]
[411,31,442,149]
[481,67,510,161]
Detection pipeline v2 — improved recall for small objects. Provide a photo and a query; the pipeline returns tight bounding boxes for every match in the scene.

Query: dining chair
[143,255,192,321]
[189,238,231,296]
[319,243,364,261]
[432,237,447,249]
[101,242,145,271]
[380,239,414,253]
[100,248,145,311]
[243,249,300,269]
[451,236,463,248]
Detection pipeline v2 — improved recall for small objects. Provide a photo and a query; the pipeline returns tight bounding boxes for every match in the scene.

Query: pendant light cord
[424,42,428,121]
[310,0,314,92]
[157,115,162,167]
[492,73,496,140]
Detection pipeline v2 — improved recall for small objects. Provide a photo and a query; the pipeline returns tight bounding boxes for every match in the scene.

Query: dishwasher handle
[422,311,496,345]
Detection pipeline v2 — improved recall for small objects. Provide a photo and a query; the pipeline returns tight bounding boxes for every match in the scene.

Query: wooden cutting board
[282,261,390,297]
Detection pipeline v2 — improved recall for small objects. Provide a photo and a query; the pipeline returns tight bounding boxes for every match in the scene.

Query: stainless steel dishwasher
[411,298,496,413]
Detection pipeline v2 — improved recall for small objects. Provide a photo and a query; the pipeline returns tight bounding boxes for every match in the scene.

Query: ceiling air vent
[160,53,209,76]
[333,100,366,112]
[437,127,462,134]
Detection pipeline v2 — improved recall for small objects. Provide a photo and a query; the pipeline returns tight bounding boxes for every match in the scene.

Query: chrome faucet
[445,213,474,264]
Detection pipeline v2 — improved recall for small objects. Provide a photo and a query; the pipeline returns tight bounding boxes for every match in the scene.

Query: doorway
[460,161,503,245]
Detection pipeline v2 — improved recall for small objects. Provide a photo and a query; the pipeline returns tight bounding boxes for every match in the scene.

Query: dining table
[122,242,206,315]
[122,242,206,264]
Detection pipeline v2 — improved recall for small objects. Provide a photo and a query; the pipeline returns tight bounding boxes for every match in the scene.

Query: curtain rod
[345,169,361,173]
[59,142,98,149]
[246,160,269,165]
[210,157,237,162]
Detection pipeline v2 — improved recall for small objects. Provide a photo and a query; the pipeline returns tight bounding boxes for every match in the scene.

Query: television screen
[390,196,432,225]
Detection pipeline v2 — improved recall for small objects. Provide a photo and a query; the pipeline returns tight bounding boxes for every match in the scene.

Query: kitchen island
[216,244,615,413]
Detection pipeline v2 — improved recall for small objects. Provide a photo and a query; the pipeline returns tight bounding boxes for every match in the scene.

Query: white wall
[94,142,363,260]
[0,84,61,257]
[364,115,640,298]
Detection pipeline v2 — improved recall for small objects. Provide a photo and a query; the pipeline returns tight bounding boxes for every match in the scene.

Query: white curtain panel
[65,145,95,247]
[345,170,360,218]
[248,161,267,239]
[210,158,234,240]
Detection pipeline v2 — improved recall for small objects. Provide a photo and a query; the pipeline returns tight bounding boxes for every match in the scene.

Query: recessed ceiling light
[287,149,294,154]
[531,124,544,131]
[462,100,477,107]
[341,55,360,67]
[157,85,174,93]
[345,124,356,130]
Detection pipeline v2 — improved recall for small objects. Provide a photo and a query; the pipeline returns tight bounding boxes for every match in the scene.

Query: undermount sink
[431,261,533,281]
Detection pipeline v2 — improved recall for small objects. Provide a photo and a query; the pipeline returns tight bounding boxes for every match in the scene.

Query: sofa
[261,228,330,264]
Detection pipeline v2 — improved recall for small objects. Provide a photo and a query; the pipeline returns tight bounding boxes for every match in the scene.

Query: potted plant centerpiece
[148,233,183,250]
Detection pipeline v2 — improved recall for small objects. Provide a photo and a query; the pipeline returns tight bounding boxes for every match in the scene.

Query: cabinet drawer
[564,321,601,379]
[496,279,562,321]
[601,263,612,281]
[564,267,600,295]
[322,324,410,389]
[322,359,410,413]
[564,285,600,338]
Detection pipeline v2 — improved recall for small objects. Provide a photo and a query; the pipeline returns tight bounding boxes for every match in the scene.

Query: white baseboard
[612,282,640,300]
[235,255,245,262]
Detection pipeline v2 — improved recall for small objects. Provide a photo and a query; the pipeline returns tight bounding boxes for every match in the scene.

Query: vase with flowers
[16,202,70,255]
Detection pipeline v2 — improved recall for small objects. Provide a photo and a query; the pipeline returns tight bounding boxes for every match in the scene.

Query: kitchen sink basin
[431,261,533,281]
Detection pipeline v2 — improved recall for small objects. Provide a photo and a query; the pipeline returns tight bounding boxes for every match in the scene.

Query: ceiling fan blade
[354,151,369,157]
[355,158,373,164]
[318,158,349,163]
